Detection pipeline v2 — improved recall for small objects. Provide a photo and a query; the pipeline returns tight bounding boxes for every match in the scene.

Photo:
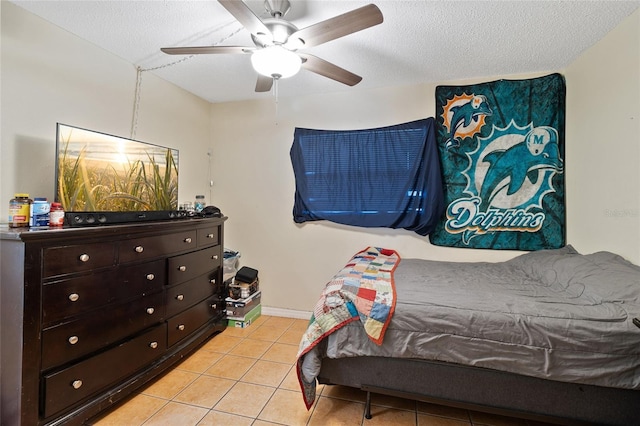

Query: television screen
[55,123,179,212]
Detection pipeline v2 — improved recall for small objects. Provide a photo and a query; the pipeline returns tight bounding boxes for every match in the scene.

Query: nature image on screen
[56,124,179,212]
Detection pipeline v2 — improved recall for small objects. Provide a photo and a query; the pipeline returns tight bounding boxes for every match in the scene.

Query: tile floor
[90,315,552,426]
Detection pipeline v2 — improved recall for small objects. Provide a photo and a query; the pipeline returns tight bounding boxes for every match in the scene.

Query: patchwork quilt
[430,73,566,250]
[296,247,400,409]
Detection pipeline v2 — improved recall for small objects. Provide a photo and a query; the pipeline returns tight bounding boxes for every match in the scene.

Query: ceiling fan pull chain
[274,78,279,124]
[274,78,279,103]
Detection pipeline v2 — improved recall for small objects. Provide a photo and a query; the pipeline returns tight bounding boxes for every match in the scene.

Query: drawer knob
[135,245,144,253]
[210,279,216,285]
[68,293,80,302]
[184,237,192,243]
[79,254,90,262]
[146,307,155,315]
[212,255,219,260]
[68,336,79,345]
[207,233,214,239]
[149,341,158,349]
[177,324,185,331]
[176,294,184,301]
[178,265,187,272]
[211,303,217,310]
[146,273,155,281]
[72,380,83,389]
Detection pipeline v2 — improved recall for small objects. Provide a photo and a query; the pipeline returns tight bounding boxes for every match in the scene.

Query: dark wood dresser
[0,217,227,426]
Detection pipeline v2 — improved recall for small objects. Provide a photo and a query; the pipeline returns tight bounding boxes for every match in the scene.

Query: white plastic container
[29,197,50,227]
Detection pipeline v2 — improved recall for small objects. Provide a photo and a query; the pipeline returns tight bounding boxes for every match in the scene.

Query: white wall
[564,10,640,264]
[211,10,640,313]
[0,1,213,219]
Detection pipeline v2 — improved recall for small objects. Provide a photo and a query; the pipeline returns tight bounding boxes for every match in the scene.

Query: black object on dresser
[0,217,227,426]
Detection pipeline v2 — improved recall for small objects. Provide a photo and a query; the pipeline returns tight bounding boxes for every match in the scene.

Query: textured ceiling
[11,0,640,104]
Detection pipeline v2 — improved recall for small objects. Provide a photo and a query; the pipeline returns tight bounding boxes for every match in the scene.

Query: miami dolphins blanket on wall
[430,73,566,250]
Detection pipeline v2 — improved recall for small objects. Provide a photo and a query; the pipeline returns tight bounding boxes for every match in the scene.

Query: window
[290,118,444,236]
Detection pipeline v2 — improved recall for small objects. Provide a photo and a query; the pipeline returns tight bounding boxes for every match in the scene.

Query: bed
[296,246,640,425]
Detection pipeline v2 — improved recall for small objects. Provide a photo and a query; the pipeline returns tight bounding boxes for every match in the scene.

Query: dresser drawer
[42,260,165,326]
[165,270,220,318]
[168,246,221,286]
[42,270,118,326]
[167,297,220,347]
[42,324,166,419]
[119,230,197,263]
[42,292,164,370]
[197,225,220,247]
[43,242,116,277]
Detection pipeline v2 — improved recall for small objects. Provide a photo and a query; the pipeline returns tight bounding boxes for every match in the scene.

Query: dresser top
[0,216,227,243]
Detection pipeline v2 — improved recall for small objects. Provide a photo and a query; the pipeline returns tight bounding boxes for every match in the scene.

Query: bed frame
[318,356,640,425]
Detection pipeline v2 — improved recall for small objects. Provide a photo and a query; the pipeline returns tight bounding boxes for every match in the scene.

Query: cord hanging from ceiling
[207,149,214,205]
[130,23,243,139]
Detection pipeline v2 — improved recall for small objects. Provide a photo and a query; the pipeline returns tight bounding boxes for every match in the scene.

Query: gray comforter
[301,246,640,390]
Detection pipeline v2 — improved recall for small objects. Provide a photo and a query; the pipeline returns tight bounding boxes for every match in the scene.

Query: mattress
[301,246,640,390]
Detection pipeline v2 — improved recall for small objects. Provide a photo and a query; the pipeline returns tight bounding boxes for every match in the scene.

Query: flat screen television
[55,123,179,215]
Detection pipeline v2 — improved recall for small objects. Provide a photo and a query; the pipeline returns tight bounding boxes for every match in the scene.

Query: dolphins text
[445,197,545,234]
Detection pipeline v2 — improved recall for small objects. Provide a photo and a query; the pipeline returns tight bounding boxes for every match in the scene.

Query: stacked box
[225,290,261,318]
[227,304,261,328]
[226,265,261,328]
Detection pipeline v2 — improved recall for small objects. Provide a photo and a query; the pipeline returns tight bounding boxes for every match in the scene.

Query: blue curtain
[290,118,444,236]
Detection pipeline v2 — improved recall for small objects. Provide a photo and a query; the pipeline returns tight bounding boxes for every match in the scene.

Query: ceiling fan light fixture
[251,45,301,79]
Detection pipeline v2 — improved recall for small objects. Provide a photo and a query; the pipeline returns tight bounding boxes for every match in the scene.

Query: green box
[227,304,261,328]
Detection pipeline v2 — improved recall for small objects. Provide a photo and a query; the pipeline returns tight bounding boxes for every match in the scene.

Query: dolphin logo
[479,126,563,210]
[445,95,493,149]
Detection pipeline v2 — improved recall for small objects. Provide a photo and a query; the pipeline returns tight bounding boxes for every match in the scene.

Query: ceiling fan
[161,0,383,92]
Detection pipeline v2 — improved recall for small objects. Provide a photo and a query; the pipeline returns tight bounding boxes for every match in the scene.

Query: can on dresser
[9,193,32,227]
[49,202,65,227]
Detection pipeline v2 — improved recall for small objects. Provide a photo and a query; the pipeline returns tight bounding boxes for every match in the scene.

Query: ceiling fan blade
[161,46,252,55]
[255,75,274,92]
[298,53,362,86]
[219,0,272,39]
[289,4,383,48]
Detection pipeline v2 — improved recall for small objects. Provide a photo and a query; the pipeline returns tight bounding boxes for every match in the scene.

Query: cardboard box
[226,291,261,317]
[227,304,261,328]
